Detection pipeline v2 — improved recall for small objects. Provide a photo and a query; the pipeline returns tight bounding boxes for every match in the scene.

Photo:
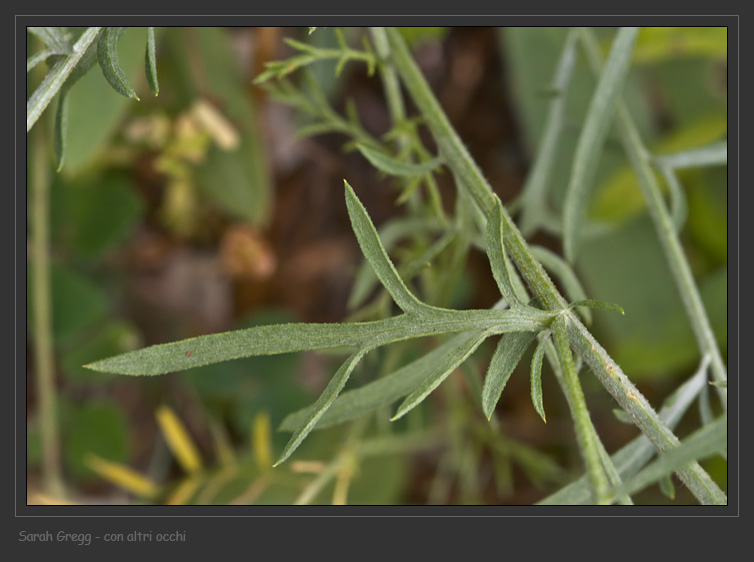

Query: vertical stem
[30,127,65,498]
[551,315,610,503]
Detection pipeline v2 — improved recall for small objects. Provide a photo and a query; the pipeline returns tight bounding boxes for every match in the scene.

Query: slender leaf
[345,181,427,315]
[486,196,523,308]
[390,329,493,421]
[274,350,367,466]
[156,406,203,474]
[97,26,139,100]
[563,27,639,262]
[145,26,159,96]
[282,304,514,431]
[608,415,726,501]
[530,336,547,422]
[356,143,442,177]
[27,26,101,132]
[481,331,538,419]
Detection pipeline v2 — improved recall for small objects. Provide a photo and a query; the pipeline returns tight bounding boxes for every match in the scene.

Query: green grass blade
[608,415,726,501]
[530,336,547,423]
[390,329,493,421]
[481,331,537,419]
[274,350,367,466]
[145,26,159,96]
[344,181,427,315]
[356,143,442,177]
[84,318,397,376]
[27,50,52,72]
[97,26,139,100]
[562,27,639,262]
[27,27,101,132]
[486,196,523,308]
[279,329,488,431]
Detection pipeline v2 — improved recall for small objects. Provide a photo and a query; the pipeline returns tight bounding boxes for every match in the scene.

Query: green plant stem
[542,337,632,504]
[383,26,726,504]
[551,315,610,503]
[27,27,101,132]
[30,127,65,499]
[578,27,727,410]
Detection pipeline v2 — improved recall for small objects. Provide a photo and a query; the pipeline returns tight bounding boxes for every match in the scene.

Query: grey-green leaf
[390,329,493,421]
[145,27,159,96]
[481,331,537,419]
[563,27,639,262]
[274,350,367,466]
[97,26,139,100]
[344,181,427,315]
[530,336,547,423]
[486,196,522,308]
[356,144,442,177]
[279,329,489,431]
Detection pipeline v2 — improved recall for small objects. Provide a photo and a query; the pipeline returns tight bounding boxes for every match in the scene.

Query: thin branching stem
[383,26,726,504]
[578,27,727,410]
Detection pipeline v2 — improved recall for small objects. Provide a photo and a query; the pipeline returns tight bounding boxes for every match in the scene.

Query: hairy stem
[578,27,727,410]
[383,26,725,504]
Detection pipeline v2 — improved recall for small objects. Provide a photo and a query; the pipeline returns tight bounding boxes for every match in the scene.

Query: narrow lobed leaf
[145,26,159,96]
[481,331,538,419]
[274,350,367,466]
[390,329,493,421]
[562,27,639,262]
[485,196,523,308]
[530,336,548,423]
[156,405,203,474]
[97,26,140,100]
[356,143,442,177]
[653,141,727,170]
[344,181,427,315]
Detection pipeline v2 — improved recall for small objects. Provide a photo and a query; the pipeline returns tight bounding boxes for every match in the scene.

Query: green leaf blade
[530,336,547,423]
[97,27,139,100]
[279,329,489,431]
[274,350,368,466]
[481,331,537,419]
[390,329,492,421]
[356,144,442,177]
[145,26,159,96]
[344,181,426,315]
[486,196,523,308]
